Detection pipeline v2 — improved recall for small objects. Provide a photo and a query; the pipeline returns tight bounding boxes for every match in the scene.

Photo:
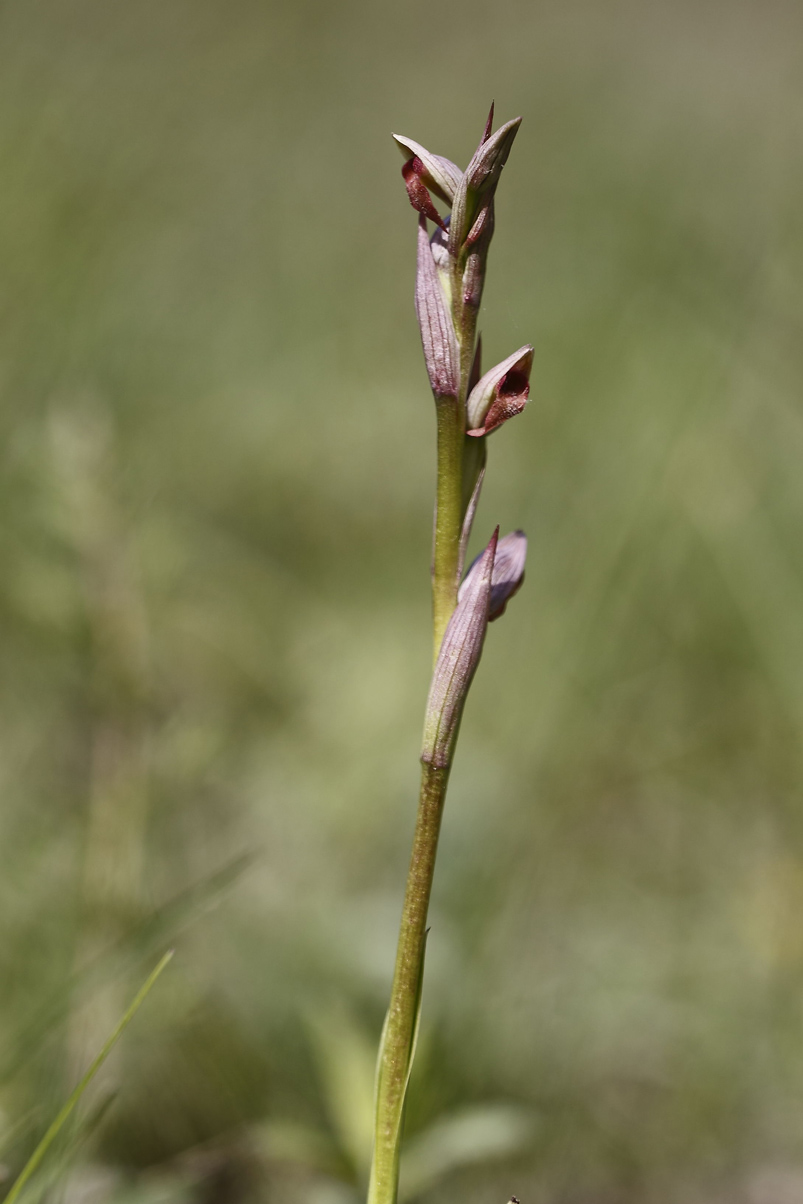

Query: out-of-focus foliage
[1,0,802,1201]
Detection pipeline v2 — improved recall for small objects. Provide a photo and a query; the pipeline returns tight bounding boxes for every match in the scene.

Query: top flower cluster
[392,106,532,440]
[394,106,520,254]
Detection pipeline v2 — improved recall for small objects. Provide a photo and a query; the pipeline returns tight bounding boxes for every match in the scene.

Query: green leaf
[371,930,429,1203]
[403,929,428,1099]
[305,1004,377,1182]
[399,1103,535,1201]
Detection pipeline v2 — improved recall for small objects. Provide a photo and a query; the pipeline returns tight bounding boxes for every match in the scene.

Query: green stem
[432,399,464,660]
[369,234,478,1204]
[367,763,450,1204]
[431,246,480,661]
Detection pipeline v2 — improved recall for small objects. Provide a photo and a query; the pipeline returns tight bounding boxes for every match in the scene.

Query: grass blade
[4,950,173,1204]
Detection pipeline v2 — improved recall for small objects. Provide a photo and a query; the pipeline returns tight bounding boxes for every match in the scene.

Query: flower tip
[391,132,415,155]
[482,101,495,144]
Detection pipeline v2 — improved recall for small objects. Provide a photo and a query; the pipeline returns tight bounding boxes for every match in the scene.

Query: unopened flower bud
[415,217,459,400]
[392,134,463,204]
[449,113,521,255]
[459,529,527,621]
[464,117,521,196]
[466,345,533,436]
[422,529,497,768]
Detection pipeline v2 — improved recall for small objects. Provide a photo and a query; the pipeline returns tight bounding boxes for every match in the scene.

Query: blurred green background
[1,0,803,1200]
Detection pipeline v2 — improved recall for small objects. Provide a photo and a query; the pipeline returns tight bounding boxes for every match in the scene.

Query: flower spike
[372,111,531,1204]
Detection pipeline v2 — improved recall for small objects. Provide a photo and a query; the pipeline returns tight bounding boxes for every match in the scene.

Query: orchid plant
[369,106,531,1204]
